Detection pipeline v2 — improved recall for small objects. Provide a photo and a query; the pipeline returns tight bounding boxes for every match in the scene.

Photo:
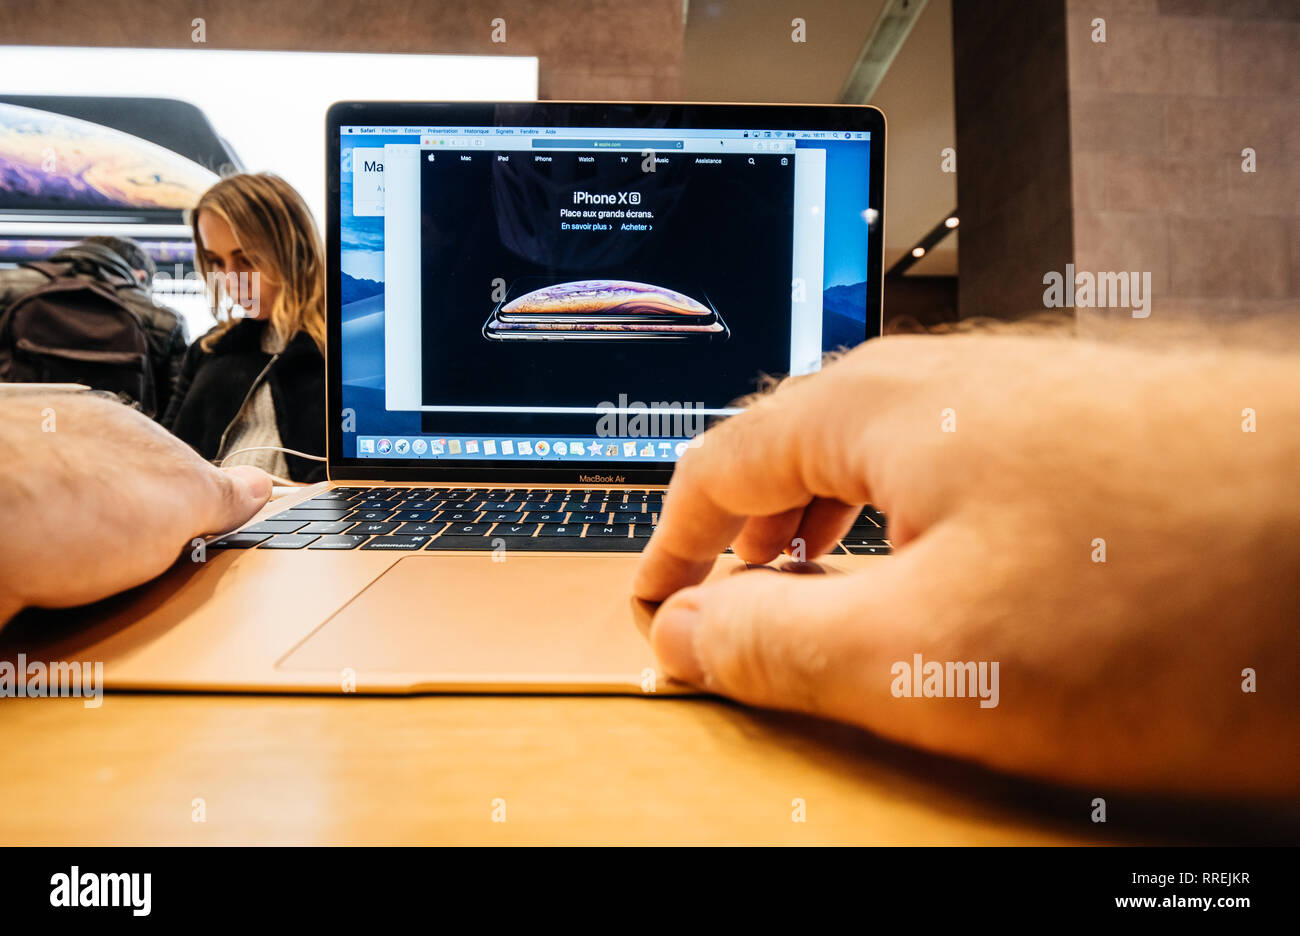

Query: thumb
[650,563,898,717]
[205,465,273,534]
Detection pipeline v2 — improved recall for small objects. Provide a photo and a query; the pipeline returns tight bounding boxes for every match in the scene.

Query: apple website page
[339,123,874,463]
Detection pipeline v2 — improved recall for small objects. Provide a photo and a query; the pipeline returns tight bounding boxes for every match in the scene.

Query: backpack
[0,243,157,415]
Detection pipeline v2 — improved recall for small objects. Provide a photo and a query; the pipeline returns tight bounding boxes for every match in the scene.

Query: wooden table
[0,690,1205,845]
[0,489,1279,846]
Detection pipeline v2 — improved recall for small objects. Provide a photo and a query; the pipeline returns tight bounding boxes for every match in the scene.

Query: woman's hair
[189,173,326,354]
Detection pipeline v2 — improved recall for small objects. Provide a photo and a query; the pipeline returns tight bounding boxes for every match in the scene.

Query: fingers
[649,559,904,719]
[203,465,273,536]
[790,497,861,557]
[732,506,805,563]
[731,498,861,565]
[647,530,1017,764]
[634,375,877,601]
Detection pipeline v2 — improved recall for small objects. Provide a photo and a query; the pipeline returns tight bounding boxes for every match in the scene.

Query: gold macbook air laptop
[2,101,887,695]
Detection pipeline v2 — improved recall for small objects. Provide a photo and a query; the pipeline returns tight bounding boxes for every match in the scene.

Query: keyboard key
[428,535,644,552]
[478,501,516,512]
[483,512,526,524]
[396,500,444,511]
[586,524,632,537]
[308,534,369,550]
[391,510,436,522]
[570,512,608,524]
[843,543,891,556]
[842,533,889,547]
[349,521,399,536]
[300,520,357,535]
[539,523,582,536]
[518,500,562,512]
[611,503,643,514]
[273,508,351,522]
[209,533,270,549]
[541,536,643,552]
[347,509,395,522]
[623,513,654,524]
[241,519,308,535]
[257,534,320,549]
[848,523,888,539]
[433,510,481,522]
[491,523,538,537]
[445,523,493,536]
[395,521,446,536]
[445,500,485,511]
[424,536,494,551]
[523,511,565,524]
[308,492,353,503]
[631,524,656,537]
[361,535,430,550]
[354,499,395,509]
[851,530,888,543]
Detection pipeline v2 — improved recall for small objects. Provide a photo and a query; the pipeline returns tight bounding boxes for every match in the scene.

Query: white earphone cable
[216,445,327,487]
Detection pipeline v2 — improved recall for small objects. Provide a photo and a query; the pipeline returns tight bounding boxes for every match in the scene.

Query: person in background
[163,173,326,483]
[0,236,186,418]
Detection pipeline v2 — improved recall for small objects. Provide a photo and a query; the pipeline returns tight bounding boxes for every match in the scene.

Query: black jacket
[162,319,326,482]
[0,259,187,418]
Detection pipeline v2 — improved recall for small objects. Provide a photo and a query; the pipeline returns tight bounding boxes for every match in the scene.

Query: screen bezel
[326,100,885,483]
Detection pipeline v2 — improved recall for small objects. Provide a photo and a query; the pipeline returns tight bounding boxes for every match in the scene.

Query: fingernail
[650,593,706,686]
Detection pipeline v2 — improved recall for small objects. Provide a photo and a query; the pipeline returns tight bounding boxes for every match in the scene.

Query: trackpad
[278,554,742,691]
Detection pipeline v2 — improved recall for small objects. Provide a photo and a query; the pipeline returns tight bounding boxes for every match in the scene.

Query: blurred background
[1,0,1295,339]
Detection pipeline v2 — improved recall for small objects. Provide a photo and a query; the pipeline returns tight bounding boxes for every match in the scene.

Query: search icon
[748,157,755,165]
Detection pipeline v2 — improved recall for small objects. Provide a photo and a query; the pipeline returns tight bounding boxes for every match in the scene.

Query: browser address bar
[531,139,684,150]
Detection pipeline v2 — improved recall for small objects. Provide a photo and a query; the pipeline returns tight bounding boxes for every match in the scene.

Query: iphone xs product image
[483,278,729,342]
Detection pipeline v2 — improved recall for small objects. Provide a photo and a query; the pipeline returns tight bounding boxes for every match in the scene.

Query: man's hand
[635,336,1300,798]
[0,392,271,623]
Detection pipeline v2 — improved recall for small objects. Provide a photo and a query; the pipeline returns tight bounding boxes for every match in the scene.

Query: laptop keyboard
[210,487,891,555]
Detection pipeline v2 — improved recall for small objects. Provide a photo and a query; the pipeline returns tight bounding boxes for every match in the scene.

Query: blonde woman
[163,173,326,482]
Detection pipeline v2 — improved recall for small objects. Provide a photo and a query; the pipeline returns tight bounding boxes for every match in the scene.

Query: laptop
[3,101,886,695]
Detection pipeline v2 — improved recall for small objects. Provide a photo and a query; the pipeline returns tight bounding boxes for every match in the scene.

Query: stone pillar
[952,0,1298,329]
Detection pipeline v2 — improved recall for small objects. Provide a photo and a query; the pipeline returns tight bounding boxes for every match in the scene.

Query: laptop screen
[331,103,882,475]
